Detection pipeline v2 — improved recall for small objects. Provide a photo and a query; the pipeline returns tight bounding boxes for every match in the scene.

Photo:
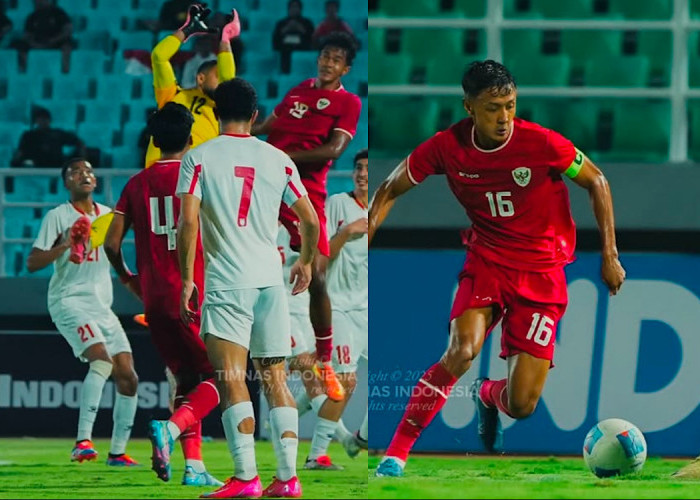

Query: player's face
[199,67,219,100]
[317,47,349,84]
[353,158,368,193]
[64,161,96,195]
[466,86,516,148]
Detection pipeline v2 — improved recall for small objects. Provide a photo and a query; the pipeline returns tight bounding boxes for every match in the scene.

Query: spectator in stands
[157,0,192,31]
[181,35,217,88]
[12,0,75,73]
[272,0,315,73]
[312,0,354,49]
[0,1,13,46]
[11,107,86,168]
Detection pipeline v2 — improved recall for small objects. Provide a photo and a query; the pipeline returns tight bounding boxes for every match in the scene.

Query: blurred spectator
[157,0,192,31]
[312,0,354,48]
[12,0,75,73]
[0,1,12,46]
[181,35,217,88]
[272,0,314,73]
[11,107,86,168]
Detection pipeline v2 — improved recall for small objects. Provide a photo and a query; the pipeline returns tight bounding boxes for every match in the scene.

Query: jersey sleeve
[282,159,308,207]
[33,210,63,251]
[273,93,289,118]
[405,132,446,185]
[151,34,180,108]
[114,177,134,217]
[545,129,579,176]
[176,151,202,200]
[333,94,362,139]
[217,49,236,82]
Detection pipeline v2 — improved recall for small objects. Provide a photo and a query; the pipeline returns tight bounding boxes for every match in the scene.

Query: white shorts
[50,304,131,361]
[331,308,368,374]
[201,286,291,359]
[290,312,315,357]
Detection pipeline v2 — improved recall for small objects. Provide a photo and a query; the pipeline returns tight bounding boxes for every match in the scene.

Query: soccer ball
[582,418,647,478]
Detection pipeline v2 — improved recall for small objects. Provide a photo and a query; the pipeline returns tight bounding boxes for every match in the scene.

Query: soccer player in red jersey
[253,31,362,403]
[369,60,627,477]
[104,103,222,487]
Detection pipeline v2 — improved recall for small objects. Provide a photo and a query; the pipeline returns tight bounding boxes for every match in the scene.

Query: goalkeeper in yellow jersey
[145,2,240,167]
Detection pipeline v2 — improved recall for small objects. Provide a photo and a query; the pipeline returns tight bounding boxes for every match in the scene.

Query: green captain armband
[564,148,585,178]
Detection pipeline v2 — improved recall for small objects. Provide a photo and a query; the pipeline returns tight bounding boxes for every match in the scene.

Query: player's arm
[328,200,367,260]
[26,238,70,272]
[567,152,625,295]
[104,213,141,300]
[251,113,278,136]
[368,159,416,246]
[287,129,352,164]
[151,32,181,107]
[216,9,240,82]
[289,195,320,295]
[177,193,201,323]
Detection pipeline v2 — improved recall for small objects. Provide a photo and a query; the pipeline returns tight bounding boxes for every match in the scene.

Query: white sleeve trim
[333,127,354,139]
[405,155,419,185]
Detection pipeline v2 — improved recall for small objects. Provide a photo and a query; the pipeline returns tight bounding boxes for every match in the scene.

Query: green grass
[368,454,700,499]
[0,438,367,499]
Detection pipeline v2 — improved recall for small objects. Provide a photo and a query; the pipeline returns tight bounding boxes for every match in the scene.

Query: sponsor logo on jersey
[512,167,531,187]
[458,172,480,179]
[317,98,331,110]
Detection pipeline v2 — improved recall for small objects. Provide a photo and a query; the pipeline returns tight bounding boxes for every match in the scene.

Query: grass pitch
[368,454,700,499]
[0,438,367,499]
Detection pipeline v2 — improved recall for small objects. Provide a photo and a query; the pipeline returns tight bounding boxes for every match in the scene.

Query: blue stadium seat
[353,51,368,77]
[326,176,354,196]
[7,75,45,101]
[4,176,55,202]
[82,100,124,129]
[111,146,141,169]
[32,99,79,130]
[77,30,113,53]
[0,121,27,149]
[242,53,279,80]
[109,176,131,205]
[52,75,92,100]
[116,32,155,51]
[0,100,30,123]
[126,99,157,126]
[290,51,319,77]
[84,13,124,34]
[95,74,134,101]
[3,243,25,277]
[77,122,116,152]
[70,50,109,78]
[0,49,18,76]
[27,50,63,77]
[61,0,94,20]
[248,13,278,33]
[121,122,145,149]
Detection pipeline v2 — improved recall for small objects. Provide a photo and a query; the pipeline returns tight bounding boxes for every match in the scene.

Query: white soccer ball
[582,418,647,478]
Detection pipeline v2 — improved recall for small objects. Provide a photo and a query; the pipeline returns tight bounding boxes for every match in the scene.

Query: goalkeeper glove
[220,9,241,42]
[68,216,91,264]
[179,3,217,42]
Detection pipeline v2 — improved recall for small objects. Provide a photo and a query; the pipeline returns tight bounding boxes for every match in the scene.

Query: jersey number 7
[234,166,255,227]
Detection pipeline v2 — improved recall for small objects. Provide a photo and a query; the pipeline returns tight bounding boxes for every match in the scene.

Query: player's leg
[108,351,139,466]
[288,350,325,417]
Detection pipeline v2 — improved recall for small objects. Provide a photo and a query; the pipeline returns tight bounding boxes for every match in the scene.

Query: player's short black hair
[61,157,90,180]
[319,31,357,66]
[196,59,217,76]
[325,0,340,8]
[353,148,368,166]
[148,102,194,154]
[214,78,257,122]
[462,60,516,100]
[32,106,51,123]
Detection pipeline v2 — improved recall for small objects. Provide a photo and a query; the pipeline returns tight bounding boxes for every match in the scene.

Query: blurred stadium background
[0,0,367,460]
[369,0,700,471]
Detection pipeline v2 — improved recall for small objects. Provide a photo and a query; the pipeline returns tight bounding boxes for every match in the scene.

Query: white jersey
[277,227,310,315]
[326,192,368,311]
[33,202,114,311]
[176,133,307,291]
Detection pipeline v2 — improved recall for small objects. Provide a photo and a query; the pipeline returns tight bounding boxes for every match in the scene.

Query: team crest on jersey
[317,98,331,110]
[512,167,531,187]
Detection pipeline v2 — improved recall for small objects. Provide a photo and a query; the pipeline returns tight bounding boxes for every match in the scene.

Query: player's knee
[89,359,113,380]
[309,272,327,295]
[339,373,357,396]
[508,392,539,419]
[117,370,139,396]
[237,416,255,434]
[443,342,477,375]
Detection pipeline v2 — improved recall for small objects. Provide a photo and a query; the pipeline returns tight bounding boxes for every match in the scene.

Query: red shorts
[279,189,330,257]
[449,252,568,362]
[146,313,214,377]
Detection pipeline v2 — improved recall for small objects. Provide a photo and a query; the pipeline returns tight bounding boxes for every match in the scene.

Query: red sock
[479,378,514,417]
[385,363,457,462]
[170,379,220,433]
[180,420,203,461]
[314,326,333,363]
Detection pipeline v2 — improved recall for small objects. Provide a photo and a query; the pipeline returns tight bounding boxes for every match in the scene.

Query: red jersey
[407,117,579,272]
[267,78,362,201]
[115,159,204,317]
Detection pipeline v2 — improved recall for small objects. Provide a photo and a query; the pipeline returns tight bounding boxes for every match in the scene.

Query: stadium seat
[585,55,649,87]
[84,13,125,34]
[3,243,25,277]
[692,0,700,18]
[26,50,63,77]
[95,74,134,102]
[369,53,412,84]
[4,177,56,203]
[368,28,385,56]
[126,99,157,126]
[687,100,700,160]
[121,122,145,150]
[530,0,598,18]
[290,51,320,78]
[31,99,79,130]
[52,75,92,100]
[0,49,18,76]
[502,30,544,61]
[61,0,94,19]
[242,53,279,79]
[609,0,672,19]
[371,97,439,151]
[379,0,442,17]
[0,121,27,150]
[7,74,46,101]
[0,100,30,123]
[451,0,487,17]
[77,122,116,152]
[116,32,155,51]
[425,53,482,85]
[561,30,623,68]
[70,50,109,78]
[637,30,672,86]
[77,30,113,54]
[111,146,142,170]
[82,100,124,129]
[401,29,465,67]
[507,54,571,86]
[327,176,354,196]
[546,98,603,155]
[108,176,131,205]
[602,100,670,161]
[689,31,700,87]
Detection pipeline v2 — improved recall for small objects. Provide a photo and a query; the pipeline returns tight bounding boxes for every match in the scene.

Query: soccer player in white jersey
[26,158,140,466]
[175,78,320,499]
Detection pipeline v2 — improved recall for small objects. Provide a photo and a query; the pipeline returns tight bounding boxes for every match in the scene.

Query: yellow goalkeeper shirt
[144,35,235,167]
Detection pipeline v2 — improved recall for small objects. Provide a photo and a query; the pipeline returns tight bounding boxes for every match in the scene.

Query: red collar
[222,133,251,138]
[71,201,99,216]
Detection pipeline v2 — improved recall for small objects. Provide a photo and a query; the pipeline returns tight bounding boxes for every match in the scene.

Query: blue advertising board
[370,250,700,456]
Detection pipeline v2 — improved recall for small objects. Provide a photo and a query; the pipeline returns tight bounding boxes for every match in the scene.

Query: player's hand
[220,9,241,42]
[343,217,369,239]
[122,274,142,301]
[180,280,200,324]
[601,254,625,296]
[179,3,217,41]
[289,260,312,295]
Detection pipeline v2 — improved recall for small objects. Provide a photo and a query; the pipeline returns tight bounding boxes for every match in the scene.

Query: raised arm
[151,33,181,107]
[569,155,625,295]
[216,8,240,82]
[287,129,351,164]
[251,113,278,136]
[368,159,417,246]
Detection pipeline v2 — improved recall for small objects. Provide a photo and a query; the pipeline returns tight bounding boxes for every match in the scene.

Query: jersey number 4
[150,196,177,250]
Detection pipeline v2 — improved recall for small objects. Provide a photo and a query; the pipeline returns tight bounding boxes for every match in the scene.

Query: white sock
[110,393,137,455]
[77,368,108,442]
[359,409,368,441]
[269,406,298,481]
[309,417,337,460]
[222,402,257,480]
[186,459,206,473]
[295,391,312,418]
[167,421,181,440]
[335,418,353,442]
[310,394,327,415]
